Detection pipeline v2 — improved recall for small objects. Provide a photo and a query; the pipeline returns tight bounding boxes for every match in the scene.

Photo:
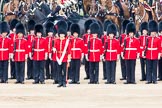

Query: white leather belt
[147,48,157,50]
[15,49,25,52]
[90,49,100,52]
[125,48,137,50]
[0,48,9,51]
[107,50,117,52]
[34,49,45,51]
[71,48,81,51]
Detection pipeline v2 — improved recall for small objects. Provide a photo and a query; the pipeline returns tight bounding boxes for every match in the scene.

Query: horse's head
[10,0,20,15]
[88,0,100,17]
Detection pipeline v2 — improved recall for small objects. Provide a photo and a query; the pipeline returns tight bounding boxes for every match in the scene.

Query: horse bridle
[135,6,146,23]
[4,1,17,17]
[89,0,100,17]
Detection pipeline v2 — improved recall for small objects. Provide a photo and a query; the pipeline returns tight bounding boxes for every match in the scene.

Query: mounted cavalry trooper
[158,21,162,81]
[85,22,103,84]
[0,21,12,83]
[122,22,140,84]
[82,19,94,80]
[119,19,130,81]
[104,23,121,84]
[145,20,161,84]
[26,19,36,80]
[9,19,19,79]
[45,21,56,80]
[13,23,28,84]
[101,20,112,80]
[69,23,84,84]
[139,22,148,81]
[30,24,48,84]
[54,20,71,87]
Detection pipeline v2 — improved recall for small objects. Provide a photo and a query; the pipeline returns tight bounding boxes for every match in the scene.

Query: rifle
[123,38,126,57]
[144,38,148,57]
[51,39,54,58]
[13,41,17,61]
[32,40,35,58]
[87,35,90,59]
[104,39,108,58]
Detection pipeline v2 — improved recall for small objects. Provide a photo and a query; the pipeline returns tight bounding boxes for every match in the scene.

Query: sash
[56,39,69,65]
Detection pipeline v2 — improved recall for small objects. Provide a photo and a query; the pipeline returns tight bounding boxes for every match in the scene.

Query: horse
[155,0,162,21]
[3,0,20,22]
[133,2,157,32]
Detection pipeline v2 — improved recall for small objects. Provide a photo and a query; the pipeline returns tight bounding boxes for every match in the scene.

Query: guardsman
[104,24,121,84]
[69,23,84,84]
[85,22,103,84]
[0,22,12,83]
[54,21,71,87]
[101,20,112,80]
[145,20,161,84]
[9,19,19,79]
[13,23,28,84]
[31,24,48,84]
[49,24,58,84]
[82,19,94,80]
[139,22,148,81]
[26,19,36,80]
[45,21,55,80]
[119,20,130,80]
[158,21,162,81]
[122,22,140,84]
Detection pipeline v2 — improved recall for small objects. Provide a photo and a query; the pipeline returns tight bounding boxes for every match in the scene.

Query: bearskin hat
[35,24,44,35]
[56,20,68,31]
[148,20,158,33]
[107,24,117,36]
[58,28,67,36]
[103,20,112,31]
[45,21,54,34]
[126,22,136,35]
[140,22,148,33]
[90,22,100,34]
[158,21,162,32]
[0,21,10,34]
[84,19,95,32]
[122,19,130,33]
[70,23,80,36]
[15,23,25,35]
[10,19,19,30]
[27,19,36,31]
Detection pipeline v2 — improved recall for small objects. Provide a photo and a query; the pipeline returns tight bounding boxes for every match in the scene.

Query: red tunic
[32,37,48,61]
[139,35,148,58]
[0,37,12,60]
[14,38,28,62]
[104,38,121,61]
[71,37,85,59]
[146,36,161,60]
[123,37,140,60]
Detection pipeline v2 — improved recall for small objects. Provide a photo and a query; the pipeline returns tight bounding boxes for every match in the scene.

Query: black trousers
[89,62,99,83]
[103,61,107,79]
[45,58,53,79]
[10,60,16,78]
[120,56,126,79]
[52,61,58,81]
[33,60,45,82]
[84,57,89,78]
[106,61,116,83]
[146,59,158,82]
[158,57,162,80]
[125,60,136,83]
[15,61,25,82]
[140,58,146,80]
[27,58,33,79]
[57,62,67,85]
[0,60,8,82]
[71,59,81,82]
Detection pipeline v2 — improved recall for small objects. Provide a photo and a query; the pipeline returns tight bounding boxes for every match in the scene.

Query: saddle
[143,3,152,11]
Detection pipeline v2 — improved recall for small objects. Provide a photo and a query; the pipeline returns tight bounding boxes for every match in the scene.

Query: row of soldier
[0,19,162,87]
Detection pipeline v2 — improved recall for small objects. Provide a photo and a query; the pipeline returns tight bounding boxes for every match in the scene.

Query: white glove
[29,52,32,60]
[25,54,28,61]
[85,54,89,61]
[49,53,52,60]
[100,55,104,61]
[137,53,140,59]
[121,52,124,59]
[9,53,13,60]
[158,53,161,60]
[81,53,84,61]
[47,13,52,17]
[117,54,120,61]
[45,53,48,60]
